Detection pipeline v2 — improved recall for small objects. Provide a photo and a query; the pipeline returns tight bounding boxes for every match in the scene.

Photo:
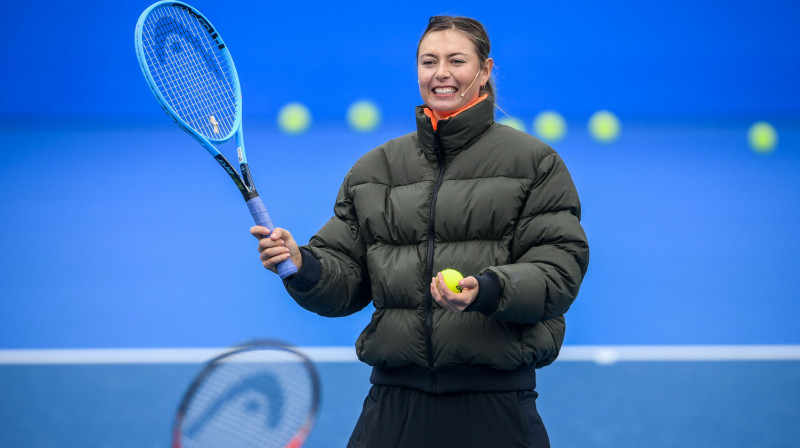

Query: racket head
[135,1,242,145]
[172,340,321,448]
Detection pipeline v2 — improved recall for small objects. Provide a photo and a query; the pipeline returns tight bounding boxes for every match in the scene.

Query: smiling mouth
[433,87,457,94]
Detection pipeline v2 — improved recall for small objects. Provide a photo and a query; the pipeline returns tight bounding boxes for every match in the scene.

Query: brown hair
[417,16,496,104]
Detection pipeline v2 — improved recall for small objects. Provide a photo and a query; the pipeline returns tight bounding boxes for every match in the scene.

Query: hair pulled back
[417,16,495,104]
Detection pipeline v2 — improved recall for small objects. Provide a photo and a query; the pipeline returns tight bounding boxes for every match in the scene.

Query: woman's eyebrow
[419,52,469,59]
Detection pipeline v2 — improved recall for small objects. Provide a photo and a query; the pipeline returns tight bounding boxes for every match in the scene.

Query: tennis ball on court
[588,110,620,143]
[747,121,777,154]
[498,116,527,132]
[278,102,311,134]
[347,100,381,132]
[440,268,463,294]
[533,111,566,142]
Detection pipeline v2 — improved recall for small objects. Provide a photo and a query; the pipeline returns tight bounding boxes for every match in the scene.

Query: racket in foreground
[173,340,321,448]
[134,1,297,278]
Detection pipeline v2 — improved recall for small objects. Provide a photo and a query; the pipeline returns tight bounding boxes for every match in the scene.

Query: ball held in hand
[440,268,464,294]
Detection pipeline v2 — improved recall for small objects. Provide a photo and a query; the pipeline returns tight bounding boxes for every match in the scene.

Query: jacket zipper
[424,130,445,393]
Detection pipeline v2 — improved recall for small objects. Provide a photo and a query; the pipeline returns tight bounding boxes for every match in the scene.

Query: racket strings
[141,5,238,139]
[179,349,317,448]
[150,12,236,136]
[151,13,236,135]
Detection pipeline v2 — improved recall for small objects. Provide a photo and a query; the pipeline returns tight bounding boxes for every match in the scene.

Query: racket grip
[246,196,298,279]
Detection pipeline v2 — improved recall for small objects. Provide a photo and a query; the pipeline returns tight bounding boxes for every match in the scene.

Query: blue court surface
[2,353,800,447]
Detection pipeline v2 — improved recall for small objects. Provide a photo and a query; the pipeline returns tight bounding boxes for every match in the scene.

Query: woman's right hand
[250,226,303,275]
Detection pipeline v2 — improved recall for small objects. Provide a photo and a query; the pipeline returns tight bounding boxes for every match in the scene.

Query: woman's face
[417,29,492,119]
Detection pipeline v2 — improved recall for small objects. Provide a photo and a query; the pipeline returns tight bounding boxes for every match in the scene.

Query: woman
[252,16,589,448]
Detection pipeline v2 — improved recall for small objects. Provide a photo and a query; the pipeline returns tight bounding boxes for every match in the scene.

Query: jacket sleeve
[482,151,589,324]
[283,175,372,317]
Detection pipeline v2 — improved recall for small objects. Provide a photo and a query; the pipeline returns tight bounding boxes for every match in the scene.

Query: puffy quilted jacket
[285,97,589,393]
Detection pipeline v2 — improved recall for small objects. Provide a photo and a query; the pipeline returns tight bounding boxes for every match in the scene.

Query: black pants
[346,385,550,448]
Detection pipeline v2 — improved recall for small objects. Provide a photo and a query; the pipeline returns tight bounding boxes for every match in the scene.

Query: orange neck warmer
[422,94,489,131]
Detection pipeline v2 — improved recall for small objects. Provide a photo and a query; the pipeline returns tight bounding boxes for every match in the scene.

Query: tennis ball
[440,268,463,294]
[588,110,620,143]
[347,100,381,132]
[533,111,567,142]
[498,116,527,132]
[278,102,311,134]
[747,121,777,154]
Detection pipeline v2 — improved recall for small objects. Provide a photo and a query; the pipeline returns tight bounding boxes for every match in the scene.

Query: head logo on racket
[135,1,297,278]
[172,340,320,448]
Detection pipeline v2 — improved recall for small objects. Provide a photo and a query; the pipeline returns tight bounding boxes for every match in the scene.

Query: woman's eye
[421,60,435,66]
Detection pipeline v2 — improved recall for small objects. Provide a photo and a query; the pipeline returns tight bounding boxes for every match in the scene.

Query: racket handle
[246,196,299,279]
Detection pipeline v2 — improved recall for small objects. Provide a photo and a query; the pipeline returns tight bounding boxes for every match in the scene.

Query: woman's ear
[481,58,494,86]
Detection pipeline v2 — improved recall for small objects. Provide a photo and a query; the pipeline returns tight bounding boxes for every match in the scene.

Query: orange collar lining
[423,94,489,131]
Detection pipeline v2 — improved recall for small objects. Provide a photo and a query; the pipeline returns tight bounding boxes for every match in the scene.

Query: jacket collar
[415,96,495,163]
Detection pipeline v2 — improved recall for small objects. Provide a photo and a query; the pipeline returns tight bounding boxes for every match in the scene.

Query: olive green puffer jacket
[285,98,589,391]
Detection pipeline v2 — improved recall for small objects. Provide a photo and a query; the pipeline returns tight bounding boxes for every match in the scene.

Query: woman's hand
[430,272,479,312]
[250,226,303,275]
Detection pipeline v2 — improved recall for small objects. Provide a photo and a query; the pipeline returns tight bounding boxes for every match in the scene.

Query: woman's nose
[435,65,450,80]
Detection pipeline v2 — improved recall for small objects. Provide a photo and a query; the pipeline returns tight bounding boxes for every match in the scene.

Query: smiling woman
[416,17,495,118]
[250,15,589,448]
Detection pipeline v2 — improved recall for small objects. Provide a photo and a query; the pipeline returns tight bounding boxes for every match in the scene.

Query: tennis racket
[134,1,297,278]
[172,340,321,448]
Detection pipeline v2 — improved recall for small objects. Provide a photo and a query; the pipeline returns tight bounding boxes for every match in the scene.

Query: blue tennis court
[2,354,799,447]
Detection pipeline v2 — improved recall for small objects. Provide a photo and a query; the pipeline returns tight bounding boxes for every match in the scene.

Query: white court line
[557,345,800,364]
[0,347,359,365]
[0,346,799,365]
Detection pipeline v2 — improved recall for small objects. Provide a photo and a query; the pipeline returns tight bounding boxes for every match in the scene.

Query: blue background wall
[2,1,800,447]
[1,0,799,350]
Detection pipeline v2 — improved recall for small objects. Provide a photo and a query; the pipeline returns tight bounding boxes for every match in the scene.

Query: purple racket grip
[246,196,298,279]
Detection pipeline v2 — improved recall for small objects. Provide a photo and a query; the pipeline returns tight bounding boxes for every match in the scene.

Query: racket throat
[237,149,255,191]
[239,165,260,200]
[212,154,259,200]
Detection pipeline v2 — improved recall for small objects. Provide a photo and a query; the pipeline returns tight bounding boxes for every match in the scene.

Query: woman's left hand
[430,273,479,312]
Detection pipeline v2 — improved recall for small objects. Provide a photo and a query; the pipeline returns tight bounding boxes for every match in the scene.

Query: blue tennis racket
[172,340,321,448]
[135,1,297,279]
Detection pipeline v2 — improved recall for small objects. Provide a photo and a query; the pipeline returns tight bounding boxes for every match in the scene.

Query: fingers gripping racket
[135,1,297,278]
[172,340,321,448]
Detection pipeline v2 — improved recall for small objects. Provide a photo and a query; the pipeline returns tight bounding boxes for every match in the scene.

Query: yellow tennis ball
[440,268,463,294]
[347,100,381,132]
[588,110,620,143]
[278,102,311,134]
[748,121,777,154]
[533,111,567,142]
